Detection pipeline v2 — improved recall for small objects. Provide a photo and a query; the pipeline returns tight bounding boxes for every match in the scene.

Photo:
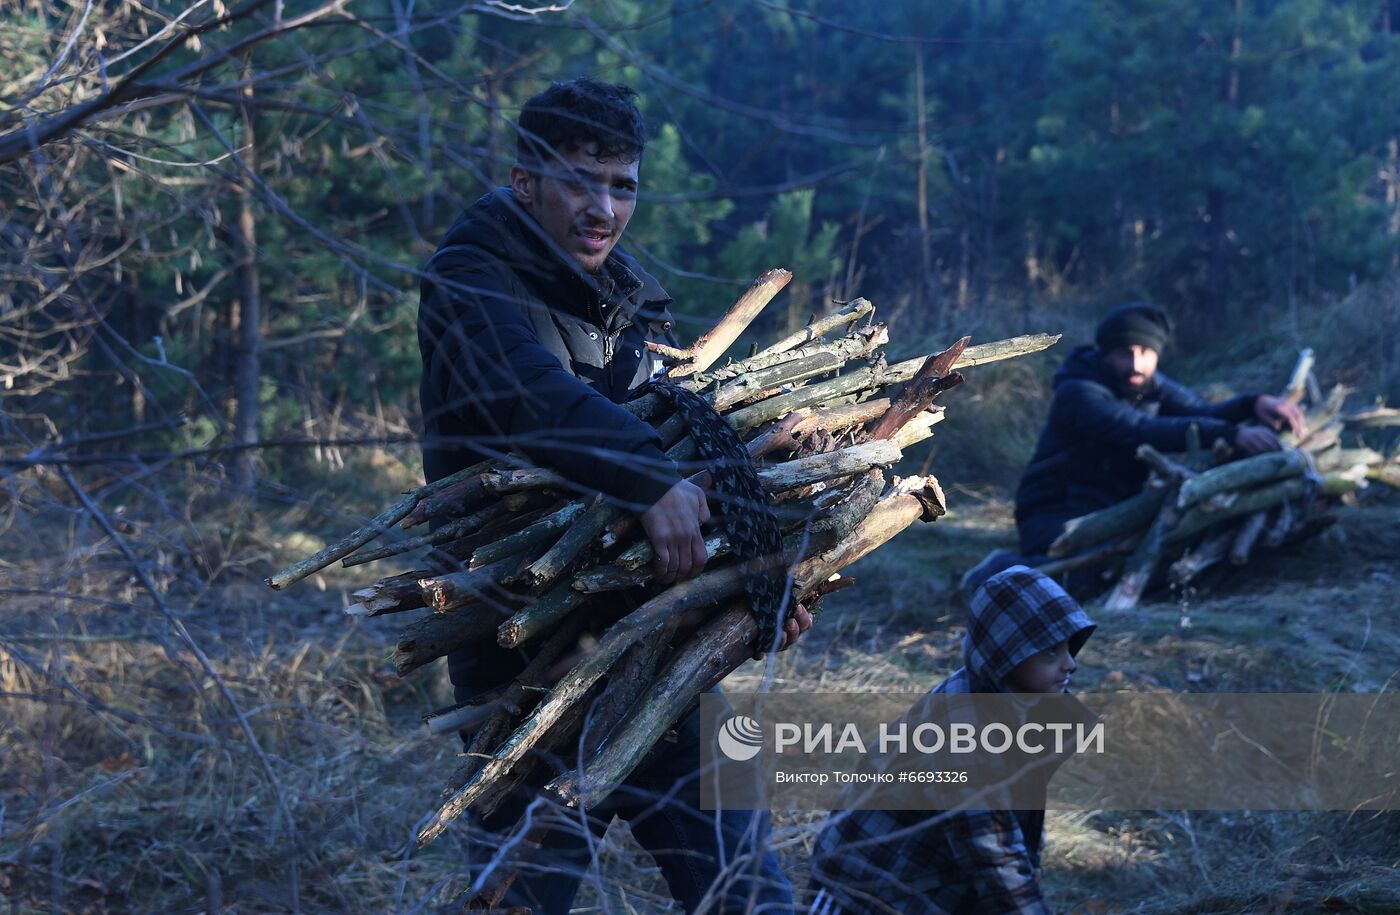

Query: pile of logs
[1039,349,1400,609]
[265,269,1058,891]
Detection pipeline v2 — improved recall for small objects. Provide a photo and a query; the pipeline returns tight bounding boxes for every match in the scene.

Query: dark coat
[1014,345,1257,555]
[417,188,682,695]
[418,187,681,510]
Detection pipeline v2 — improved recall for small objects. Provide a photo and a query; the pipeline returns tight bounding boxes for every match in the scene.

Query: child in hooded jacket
[808,565,1097,915]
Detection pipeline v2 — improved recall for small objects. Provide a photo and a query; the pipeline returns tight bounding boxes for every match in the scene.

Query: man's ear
[510,165,535,209]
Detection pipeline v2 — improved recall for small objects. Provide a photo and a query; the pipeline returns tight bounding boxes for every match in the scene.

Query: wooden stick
[1263,499,1296,548]
[710,332,884,412]
[888,333,1061,378]
[1342,407,1400,428]
[1177,450,1310,511]
[578,614,682,762]
[402,468,569,530]
[418,555,526,612]
[470,502,586,570]
[865,337,970,441]
[654,268,792,376]
[1283,348,1315,404]
[346,569,432,617]
[1168,525,1236,588]
[394,602,512,677]
[415,555,789,848]
[497,581,589,649]
[265,460,493,590]
[755,298,875,357]
[547,603,756,809]
[793,481,942,591]
[1229,509,1271,565]
[756,440,903,492]
[452,616,587,790]
[514,502,621,594]
[1048,489,1167,559]
[1136,444,1196,482]
[1037,538,1136,578]
[1102,488,1176,611]
[341,502,507,568]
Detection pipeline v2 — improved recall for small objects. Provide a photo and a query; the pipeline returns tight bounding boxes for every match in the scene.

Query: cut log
[418,555,527,612]
[757,440,902,493]
[1167,471,1360,546]
[394,602,512,677]
[497,581,589,649]
[1177,450,1310,512]
[1048,489,1167,559]
[346,569,433,617]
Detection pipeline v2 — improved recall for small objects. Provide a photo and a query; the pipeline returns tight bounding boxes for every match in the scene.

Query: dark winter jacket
[417,188,682,696]
[418,187,682,510]
[810,567,1097,915]
[1014,345,1258,555]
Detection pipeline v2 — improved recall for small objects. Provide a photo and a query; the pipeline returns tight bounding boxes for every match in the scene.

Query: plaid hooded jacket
[809,566,1096,915]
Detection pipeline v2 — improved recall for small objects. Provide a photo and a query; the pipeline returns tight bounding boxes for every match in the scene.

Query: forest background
[3,1,1400,912]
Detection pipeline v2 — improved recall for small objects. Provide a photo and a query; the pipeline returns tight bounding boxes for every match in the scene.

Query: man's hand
[1255,394,1307,439]
[1235,425,1283,455]
[640,479,711,585]
[754,602,815,660]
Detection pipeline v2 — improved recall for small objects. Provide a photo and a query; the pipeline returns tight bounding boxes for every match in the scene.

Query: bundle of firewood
[1039,349,1400,609]
[265,269,1057,874]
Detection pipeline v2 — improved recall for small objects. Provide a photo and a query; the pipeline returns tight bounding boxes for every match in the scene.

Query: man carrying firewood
[964,302,1306,596]
[417,78,801,913]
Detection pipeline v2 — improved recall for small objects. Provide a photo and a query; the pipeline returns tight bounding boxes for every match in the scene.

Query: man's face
[1102,344,1159,395]
[1008,640,1077,694]
[511,144,639,274]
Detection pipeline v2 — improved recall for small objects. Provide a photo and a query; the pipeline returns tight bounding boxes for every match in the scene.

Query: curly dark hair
[516,78,647,167]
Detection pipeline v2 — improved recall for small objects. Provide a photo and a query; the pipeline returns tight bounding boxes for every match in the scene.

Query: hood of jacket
[434,187,671,326]
[961,565,1096,693]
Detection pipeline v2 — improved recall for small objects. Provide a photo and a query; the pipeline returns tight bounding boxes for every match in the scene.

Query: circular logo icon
[717,715,764,761]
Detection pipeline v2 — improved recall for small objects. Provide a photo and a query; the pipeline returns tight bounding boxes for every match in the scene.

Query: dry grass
[4,310,1400,912]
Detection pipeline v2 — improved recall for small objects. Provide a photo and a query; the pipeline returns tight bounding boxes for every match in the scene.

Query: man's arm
[1158,378,1307,453]
[1054,379,1237,452]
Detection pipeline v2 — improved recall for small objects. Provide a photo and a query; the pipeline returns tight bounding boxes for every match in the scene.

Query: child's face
[1008,640,1077,693]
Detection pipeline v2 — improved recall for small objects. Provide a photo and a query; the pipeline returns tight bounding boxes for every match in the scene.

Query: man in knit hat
[965,303,1305,596]
[1018,302,1307,558]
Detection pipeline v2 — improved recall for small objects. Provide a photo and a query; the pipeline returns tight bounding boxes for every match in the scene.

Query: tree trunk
[232,62,261,495]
